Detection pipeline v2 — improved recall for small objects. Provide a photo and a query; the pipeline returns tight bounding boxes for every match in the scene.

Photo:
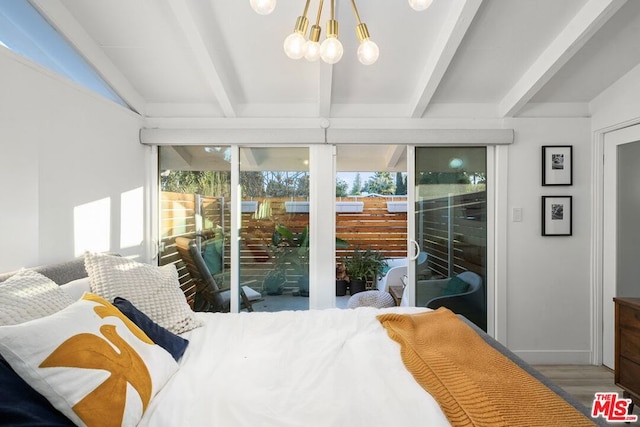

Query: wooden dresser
[614,297,640,409]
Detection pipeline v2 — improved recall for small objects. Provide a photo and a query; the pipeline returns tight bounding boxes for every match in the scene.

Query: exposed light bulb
[449,158,464,169]
[320,37,343,64]
[357,39,379,65]
[283,32,307,59]
[408,0,433,11]
[304,40,321,61]
[250,0,276,15]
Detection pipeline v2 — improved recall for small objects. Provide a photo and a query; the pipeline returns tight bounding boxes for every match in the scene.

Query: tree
[264,171,309,197]
[161,170,231,197]
[336,178,349,196]
[241,172,266,198]
[364,172,395,195]
[394,172,407,195]
[349,173,363,195]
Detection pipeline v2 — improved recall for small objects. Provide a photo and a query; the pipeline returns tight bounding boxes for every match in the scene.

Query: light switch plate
[512,207,523,222]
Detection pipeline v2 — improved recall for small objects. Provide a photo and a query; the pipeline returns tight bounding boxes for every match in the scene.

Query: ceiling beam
[385,145,405,168]
[240,148,259,167]
[172,146,193,166]
[499,0,627,118]
[409,0,484,118]
[167,0,237,118]
[30,0,146,114]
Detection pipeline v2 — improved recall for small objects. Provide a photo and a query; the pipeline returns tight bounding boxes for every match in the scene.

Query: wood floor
[533,364,639,426]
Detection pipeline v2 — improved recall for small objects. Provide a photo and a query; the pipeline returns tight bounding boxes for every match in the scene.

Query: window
[0,0,129,109]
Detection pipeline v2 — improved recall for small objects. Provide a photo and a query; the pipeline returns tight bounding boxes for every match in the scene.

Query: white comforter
[138,306,450,427]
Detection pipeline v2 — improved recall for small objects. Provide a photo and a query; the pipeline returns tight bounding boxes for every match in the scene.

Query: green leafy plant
[268,224,349,296]
[343,246,388,283]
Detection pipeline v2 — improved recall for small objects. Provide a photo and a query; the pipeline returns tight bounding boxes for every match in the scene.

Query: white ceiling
[29,0,640,125]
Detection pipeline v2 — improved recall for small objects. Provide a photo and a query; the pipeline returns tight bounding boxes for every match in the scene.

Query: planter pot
[298,274,309,297]
[386,201,407,213]
[241,201,259,213]
[349,279,366,295]
[227,201,259,213]
[263,272,285,295]
[336,279,348,296]
[336,201,364,213]
[285,201,309,213]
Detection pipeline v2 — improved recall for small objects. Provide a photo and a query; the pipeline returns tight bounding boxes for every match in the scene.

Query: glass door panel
[157,145,233,310]
[335,145,408,307]
[239,147,310,312]
[414,147,487,330]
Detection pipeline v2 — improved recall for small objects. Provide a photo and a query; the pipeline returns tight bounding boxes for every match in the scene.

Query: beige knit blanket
[377,308,596,427]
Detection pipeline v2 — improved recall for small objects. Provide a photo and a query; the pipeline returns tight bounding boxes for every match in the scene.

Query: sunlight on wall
[74,197,111,256]
[120,187,144,250]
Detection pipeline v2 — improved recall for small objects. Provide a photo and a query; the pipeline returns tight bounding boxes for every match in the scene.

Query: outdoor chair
[416,271,485,330]
[377,265,407,293]
[175,237,263,312]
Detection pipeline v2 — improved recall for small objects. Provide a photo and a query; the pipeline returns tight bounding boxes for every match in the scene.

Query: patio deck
[251,292,350,312]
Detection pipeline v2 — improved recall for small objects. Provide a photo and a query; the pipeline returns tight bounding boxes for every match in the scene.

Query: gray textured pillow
[0,269,75,326]
[84,252,202,334]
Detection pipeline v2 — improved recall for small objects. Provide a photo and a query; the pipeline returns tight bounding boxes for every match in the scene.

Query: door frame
[594,121,640,367]
[406,145,501,339]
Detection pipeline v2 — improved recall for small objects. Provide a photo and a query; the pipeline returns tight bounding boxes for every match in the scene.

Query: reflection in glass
[414,147,487,330]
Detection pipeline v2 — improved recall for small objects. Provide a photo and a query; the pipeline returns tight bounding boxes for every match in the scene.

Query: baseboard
[513,350,593,365]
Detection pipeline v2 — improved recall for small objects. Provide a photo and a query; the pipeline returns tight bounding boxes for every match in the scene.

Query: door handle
[409,239,420,261]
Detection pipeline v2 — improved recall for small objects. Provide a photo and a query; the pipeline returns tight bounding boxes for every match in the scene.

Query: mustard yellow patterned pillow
[0,293,178,427]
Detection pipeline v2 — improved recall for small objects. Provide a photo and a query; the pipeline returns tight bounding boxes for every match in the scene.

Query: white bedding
[138,307,450,427]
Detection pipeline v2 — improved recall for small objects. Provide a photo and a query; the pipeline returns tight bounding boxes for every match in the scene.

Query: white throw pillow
[0,269,75,326]
[60,277,92,300]
[0,293,178,427]
[84,252,202,334]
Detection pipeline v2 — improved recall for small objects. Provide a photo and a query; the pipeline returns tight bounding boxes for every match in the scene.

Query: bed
[0,253,605,427]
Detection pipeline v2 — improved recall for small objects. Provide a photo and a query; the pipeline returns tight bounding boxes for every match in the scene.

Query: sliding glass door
[238,147,310,312]
[412,147,487,330]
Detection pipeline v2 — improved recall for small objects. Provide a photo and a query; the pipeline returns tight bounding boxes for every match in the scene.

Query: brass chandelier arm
[309,0,324,43]
[326,0,338,38]
[350,0,371,43]
[293,0,312,35]
[349,0,362,25]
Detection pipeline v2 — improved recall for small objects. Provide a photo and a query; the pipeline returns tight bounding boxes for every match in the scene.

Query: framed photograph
[542,145,573,186]
[541,196,572,236]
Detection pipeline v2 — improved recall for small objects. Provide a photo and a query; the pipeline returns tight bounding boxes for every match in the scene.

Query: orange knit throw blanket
[377,308,596,427]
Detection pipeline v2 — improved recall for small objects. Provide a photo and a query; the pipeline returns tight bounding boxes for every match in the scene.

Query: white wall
[591,62,640,131]
[0,49,147,271]
[504,118,593,364]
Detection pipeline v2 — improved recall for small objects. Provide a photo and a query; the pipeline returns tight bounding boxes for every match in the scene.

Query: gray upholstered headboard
[0,257,88,285]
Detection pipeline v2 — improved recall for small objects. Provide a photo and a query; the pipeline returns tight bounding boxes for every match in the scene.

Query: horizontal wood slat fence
[159,191,485,290]
[418,191,486,279]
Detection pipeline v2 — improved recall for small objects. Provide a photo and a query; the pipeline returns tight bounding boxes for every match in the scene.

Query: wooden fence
[159,191,486,289]
[418,191,486,278]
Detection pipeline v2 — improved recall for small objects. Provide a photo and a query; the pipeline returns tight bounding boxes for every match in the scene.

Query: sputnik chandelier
[249,0,434,65]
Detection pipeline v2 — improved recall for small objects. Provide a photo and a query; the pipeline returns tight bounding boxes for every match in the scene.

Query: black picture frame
[541,196,572,236]
[542,145,573,186]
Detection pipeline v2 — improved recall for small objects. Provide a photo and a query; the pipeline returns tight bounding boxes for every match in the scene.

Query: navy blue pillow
[113,297,189,361]
[0,355,75,426]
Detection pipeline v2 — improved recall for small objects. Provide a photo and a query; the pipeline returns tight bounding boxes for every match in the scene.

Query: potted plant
[269,224,349,297]
[343,246,387,295]
[263,269,286,295]
[271,224,310,296]
[335,262,349,296]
